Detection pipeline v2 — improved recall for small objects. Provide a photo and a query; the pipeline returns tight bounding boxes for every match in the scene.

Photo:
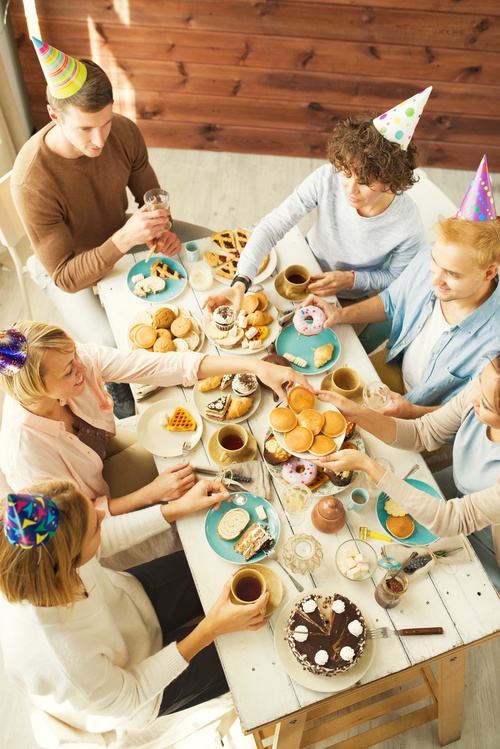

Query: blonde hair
[0,480,89,606]
[435,217,500,271]
[0,321,74,405]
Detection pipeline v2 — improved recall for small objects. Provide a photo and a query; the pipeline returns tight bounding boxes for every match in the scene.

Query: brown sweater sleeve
[11,115,160,293]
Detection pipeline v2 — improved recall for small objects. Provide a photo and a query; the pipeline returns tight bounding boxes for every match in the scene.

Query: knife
[391,627,444,636]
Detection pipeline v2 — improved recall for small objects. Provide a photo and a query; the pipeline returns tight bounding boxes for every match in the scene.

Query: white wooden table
[99,227,500,748]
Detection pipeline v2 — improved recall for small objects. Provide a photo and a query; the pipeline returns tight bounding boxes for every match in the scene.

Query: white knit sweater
[0,506,188,746]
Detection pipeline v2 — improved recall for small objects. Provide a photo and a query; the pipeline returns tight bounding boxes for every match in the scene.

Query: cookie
[170,316,193,338]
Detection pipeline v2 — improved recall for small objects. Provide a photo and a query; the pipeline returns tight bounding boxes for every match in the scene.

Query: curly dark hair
[327,113,419,194]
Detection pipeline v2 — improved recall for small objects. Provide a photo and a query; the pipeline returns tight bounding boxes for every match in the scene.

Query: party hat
[373,86,432,150]
[0,329,27,377]
[456,155,497,221]
[4,494,60,549]
[31,36,87,99]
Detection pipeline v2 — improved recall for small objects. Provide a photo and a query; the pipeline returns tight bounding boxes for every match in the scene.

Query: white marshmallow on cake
[245,326,258,339]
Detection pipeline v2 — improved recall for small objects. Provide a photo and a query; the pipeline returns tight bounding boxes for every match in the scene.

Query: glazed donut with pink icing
[282,456,318,485]
[293,306,326,336]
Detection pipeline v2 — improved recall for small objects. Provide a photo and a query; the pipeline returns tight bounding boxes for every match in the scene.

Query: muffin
[324,467,354,487]
[213,305,236,331]
[264,433,291,465]
[232,373,259,396]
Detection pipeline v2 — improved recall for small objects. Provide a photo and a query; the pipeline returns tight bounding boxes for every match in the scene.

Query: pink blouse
[0,343,205,511]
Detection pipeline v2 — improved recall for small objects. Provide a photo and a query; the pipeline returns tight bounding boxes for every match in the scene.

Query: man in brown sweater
[11,39,210,348]
[12,39,211,416]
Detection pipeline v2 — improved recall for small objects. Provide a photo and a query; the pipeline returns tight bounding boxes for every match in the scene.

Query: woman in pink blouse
[0,321,308,516]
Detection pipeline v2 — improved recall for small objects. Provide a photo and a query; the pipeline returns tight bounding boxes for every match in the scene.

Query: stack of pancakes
[269,387,346,456]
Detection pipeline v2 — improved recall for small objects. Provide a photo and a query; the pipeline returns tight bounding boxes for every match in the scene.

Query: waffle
[307,468,330,493]
[166,407,197,431]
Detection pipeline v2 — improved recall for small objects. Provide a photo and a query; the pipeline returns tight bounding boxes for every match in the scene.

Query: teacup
[230,567,266,610]
[346,488,370,512]
[331,366,361,398]
[216,424,249,462]
[283,264,311,295]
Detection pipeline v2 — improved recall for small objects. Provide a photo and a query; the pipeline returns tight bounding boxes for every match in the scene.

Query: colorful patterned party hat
[373,86,433,150]
[4,494,60,549]
[31,36,87,99]
[0,329,27,377]
[456,155,497,221]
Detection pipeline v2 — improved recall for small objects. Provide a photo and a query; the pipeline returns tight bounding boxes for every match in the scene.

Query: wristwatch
[231,275,252,293]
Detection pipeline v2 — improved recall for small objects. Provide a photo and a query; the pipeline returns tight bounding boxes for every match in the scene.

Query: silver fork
[263,547,304,592]
[181,440,191,460]
[367,626,444,639]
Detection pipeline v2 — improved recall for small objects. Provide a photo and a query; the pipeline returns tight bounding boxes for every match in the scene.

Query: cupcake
[233,372,258,396]
[213,305,236,331]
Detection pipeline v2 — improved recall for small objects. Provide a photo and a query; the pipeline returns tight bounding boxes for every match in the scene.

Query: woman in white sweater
[0,479,269,747]
[315,353,500,589]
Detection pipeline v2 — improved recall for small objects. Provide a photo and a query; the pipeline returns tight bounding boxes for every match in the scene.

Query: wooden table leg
[271,712,307,749]
[437,650,467,745]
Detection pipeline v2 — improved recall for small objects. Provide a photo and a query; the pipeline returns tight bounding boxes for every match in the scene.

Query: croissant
[247,310,274,326]
[313,343,334,368]
[198,375,223,392]
[226,396,253,420]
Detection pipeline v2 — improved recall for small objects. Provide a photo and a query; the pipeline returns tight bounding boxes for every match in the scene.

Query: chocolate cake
[286,593,366,675]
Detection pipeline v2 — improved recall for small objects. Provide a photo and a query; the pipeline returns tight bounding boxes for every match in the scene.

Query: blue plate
[275,325,340,374]
[377,478,444,545]
[205,492,280,564]
[127,256,187,302]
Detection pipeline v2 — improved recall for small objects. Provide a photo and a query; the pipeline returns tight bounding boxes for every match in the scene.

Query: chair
[407,167,459,243]
[0,170,33,318]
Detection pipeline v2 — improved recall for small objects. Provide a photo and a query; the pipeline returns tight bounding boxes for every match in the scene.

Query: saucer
[274,271,309,302]
[208,431,258,467]
[243,562,283,616]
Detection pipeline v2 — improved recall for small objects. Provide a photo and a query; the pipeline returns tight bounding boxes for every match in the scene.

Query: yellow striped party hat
[31,36,87,99]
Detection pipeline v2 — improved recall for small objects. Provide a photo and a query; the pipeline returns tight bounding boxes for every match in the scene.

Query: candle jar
[281,534,323,575]
[374,573,408,609]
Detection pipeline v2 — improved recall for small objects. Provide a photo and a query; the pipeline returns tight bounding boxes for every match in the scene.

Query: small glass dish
[281,534,323,575]
[335,539,378,581]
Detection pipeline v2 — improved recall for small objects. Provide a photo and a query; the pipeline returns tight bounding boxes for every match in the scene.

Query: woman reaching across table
[203,88,431,315]
[0,479,269,748]
[0,322,311,517]
[315,352,500,589]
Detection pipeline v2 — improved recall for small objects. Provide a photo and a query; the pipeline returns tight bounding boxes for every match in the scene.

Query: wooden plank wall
[9,0,500,170]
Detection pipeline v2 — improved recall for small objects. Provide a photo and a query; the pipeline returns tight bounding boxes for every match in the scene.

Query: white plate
[210,247,278,286]
[127,306,205,352]
[137,399,203,457]
[270,398,346,460]
[191,381,262,423]
[204,303,280,356]
[273,588,375,693]
[263,427,366,495]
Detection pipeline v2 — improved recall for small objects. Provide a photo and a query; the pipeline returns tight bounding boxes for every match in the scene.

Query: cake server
[367,627,444,639]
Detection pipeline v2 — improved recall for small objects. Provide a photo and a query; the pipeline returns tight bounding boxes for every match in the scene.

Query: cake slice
[217,508,250,540]
[210,230,237,252]
[205,394,232,420]
[235,227,252,253]
[233,522,273,561]
[216,259,238,281]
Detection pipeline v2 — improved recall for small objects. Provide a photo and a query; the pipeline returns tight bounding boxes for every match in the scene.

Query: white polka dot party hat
[372,86,432,150]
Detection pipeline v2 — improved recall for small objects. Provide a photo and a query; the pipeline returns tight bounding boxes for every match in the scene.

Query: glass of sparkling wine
[362,381,391,409]
[282,484,312,526]
[144,188,172,231]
